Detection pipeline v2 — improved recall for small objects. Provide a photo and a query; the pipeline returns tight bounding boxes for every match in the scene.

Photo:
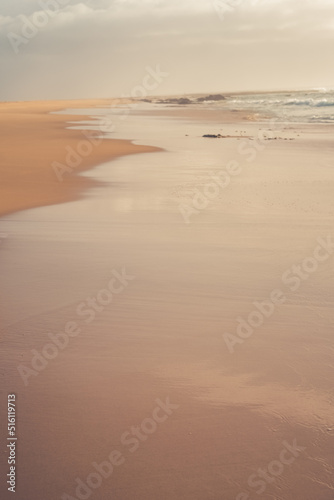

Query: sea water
[222,88,334,123]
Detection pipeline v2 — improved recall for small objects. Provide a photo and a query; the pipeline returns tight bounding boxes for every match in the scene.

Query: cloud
[0,0,334,100]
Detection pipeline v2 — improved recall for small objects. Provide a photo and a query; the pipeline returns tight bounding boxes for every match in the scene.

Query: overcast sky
[0,0,333,101]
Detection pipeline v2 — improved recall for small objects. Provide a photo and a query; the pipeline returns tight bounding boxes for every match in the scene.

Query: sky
[0,0,334,101]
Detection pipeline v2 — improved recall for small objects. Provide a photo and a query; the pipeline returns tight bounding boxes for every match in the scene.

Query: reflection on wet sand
[1,105,333,499]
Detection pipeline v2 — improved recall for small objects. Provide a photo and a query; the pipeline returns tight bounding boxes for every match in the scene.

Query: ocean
[223,89,334,123]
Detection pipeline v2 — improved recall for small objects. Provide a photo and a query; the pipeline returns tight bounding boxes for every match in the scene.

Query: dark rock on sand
[203,134,224,138]
[197,94,226,102]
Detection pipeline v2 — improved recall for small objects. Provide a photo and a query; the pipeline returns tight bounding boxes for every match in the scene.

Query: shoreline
[2,96,332,221]
[0,99,161,218]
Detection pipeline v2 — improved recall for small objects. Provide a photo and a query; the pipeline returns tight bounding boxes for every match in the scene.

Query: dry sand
[0,99,159,216]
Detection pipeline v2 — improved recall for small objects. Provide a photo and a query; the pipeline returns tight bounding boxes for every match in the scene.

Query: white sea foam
[223,90,334,123]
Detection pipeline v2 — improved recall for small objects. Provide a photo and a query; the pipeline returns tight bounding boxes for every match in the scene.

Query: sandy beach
[1,99,334,500]
[0,99,160,217]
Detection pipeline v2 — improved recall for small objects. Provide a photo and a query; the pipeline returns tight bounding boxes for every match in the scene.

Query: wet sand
[0,102,334,500]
